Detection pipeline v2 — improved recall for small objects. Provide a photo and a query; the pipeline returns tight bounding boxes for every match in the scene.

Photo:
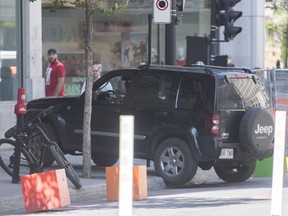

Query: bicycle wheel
[0,138,33,177]
[48,142,82,189]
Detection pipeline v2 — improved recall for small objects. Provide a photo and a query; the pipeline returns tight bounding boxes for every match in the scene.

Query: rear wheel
[49,142,82,189]
[214,160,256,182]
[154,138,198,186]
[0,138,33,177]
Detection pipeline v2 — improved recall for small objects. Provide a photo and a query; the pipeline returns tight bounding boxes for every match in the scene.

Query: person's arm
[53,77,65,96]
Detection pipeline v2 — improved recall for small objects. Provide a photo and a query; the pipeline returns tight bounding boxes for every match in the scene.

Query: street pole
[209,0,217,65]
[148,14,152,65]
[165,0,176,65]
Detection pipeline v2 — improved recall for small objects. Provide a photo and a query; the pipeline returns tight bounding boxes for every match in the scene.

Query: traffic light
[153,0,172,24]
[214,0,242,41]
[176,0,185,11]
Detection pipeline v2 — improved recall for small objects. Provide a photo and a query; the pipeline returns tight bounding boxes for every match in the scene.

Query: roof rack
[137,63,253,75]
[186,64,252,74]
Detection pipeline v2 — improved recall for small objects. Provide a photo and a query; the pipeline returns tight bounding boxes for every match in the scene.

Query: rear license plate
[219,148,234,159]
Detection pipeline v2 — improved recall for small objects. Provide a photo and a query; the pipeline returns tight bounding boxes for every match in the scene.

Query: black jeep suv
[25,64,274,186]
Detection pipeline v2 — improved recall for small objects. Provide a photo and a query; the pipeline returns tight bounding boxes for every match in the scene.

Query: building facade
[0,0,42,134]
[0,0,265,136]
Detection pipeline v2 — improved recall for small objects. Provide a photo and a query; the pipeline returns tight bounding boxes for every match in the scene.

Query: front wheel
[0,138,33,177]
[214,160,256,182]
[154,138,198,186]
[48,143,82,189]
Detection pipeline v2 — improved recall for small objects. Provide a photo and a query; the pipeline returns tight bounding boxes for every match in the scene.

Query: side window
[93,74,132,104]
[177,77,204,110]
[132,74,173,106]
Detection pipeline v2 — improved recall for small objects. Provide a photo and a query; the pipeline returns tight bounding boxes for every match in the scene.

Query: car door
[90,70,136,155]
[130,71,175,157]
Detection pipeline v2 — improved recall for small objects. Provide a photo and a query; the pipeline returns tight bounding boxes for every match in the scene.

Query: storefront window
[42,0,211,96]
[0,0,19,101]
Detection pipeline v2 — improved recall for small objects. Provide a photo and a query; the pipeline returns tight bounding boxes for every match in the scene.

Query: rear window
[217,75,271,109]
[176,77,204,110]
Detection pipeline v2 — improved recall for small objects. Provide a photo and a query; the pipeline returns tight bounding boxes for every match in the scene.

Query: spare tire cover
[239,108,274,154]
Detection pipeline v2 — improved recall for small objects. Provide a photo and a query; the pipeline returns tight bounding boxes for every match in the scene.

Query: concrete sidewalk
[0,160,223,213]
[0,165,166,213]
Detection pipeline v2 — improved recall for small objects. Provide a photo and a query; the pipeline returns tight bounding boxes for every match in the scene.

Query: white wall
[220,0,265,68]
[27,0,45,100]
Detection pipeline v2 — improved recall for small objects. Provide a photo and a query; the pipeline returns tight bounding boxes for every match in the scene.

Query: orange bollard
[20,169,71,213]
[106,165,147,201]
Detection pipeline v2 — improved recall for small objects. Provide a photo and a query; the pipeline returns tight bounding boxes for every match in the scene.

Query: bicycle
[0,106,82,189]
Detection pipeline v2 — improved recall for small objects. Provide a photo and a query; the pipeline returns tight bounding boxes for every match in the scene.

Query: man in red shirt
[45,48,66,96]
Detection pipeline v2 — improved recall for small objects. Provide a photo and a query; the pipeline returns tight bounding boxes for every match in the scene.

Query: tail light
[206,114,220,136]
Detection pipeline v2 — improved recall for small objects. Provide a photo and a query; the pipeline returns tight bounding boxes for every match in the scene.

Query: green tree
[29,0,128,178]
[266,0,288,67]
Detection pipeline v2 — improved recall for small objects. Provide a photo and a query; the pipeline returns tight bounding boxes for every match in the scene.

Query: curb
[0,176,165,212]
[69,176,166,202]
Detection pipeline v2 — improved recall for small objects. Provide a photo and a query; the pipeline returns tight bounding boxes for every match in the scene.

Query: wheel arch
[147,125,200,160]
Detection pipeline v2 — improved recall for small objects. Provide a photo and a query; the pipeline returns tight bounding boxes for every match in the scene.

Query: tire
[91,153,118,167]
[154,138,198,186]
[239,108,274,154]
[0,138,33,177]
[214,160,256,182]
[26,122,58,167]
[48,142,82,189]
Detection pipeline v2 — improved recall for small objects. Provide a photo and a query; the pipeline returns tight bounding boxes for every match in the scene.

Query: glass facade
[0,0,19,101]
[0,0,212,100]
[42,0,211,95]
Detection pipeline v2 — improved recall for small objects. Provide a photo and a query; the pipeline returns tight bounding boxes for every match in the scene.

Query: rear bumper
[196,136,222,161]
[221,142,274,160]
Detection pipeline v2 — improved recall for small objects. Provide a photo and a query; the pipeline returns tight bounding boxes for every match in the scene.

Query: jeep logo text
[254,124,273,136]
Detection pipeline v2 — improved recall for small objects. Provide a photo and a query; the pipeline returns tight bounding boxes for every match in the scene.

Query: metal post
[12,115,24,183]
[12,0,25,184]
[148,14,152,65]
[210,0,217,65]
[157,24,160,64]
[165,0,176,65]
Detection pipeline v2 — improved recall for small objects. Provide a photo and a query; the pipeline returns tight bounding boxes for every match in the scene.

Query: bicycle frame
[4,105,56,173]
[1,105,82,189]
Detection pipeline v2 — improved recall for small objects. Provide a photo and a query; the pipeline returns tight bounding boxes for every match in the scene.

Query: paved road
[1,155,287,216]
